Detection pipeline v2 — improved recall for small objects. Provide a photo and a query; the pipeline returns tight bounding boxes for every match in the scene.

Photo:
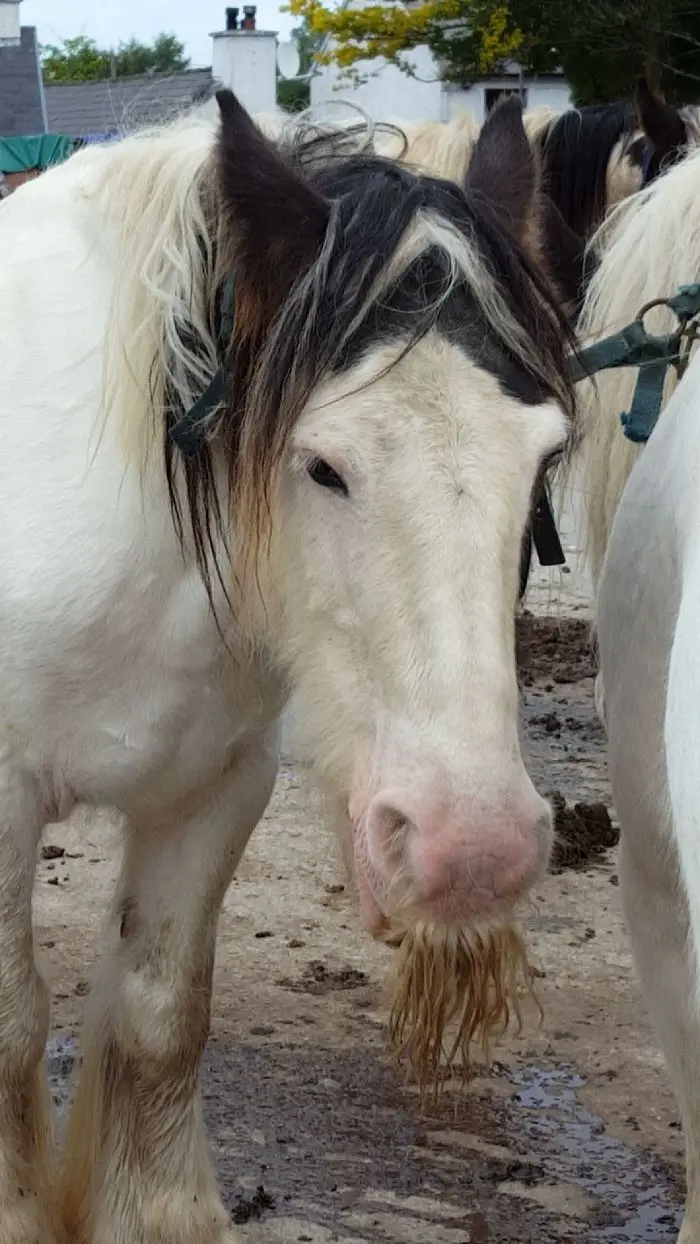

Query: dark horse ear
[635,75,686,154]
[465,95,537,244]
[538,198,592,320]
[215,89,330,334]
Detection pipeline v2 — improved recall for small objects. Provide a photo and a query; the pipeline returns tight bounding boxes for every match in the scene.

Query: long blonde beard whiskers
[386,920,541,1105]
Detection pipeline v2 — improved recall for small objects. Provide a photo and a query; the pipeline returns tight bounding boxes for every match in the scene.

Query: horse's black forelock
[164,141,578,601]
[278,152,577,417]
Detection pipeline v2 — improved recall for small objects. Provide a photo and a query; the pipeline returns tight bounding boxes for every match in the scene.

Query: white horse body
[0,93,576,1243]
[598,337,700,1244]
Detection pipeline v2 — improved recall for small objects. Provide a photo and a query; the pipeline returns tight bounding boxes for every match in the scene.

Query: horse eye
[541,449,563,475]
[307,458,349,497]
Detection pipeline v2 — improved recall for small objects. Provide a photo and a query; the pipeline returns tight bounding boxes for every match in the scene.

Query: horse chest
[73,656,278,809]
[78,585,280,804]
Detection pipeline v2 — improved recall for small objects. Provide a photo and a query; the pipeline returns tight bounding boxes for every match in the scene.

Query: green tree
[42,33,190,83]
[286,0,700,105]
[510,0,700,103]
[285,0,524,87]
[113,33,190,77]
[42,36,110,82]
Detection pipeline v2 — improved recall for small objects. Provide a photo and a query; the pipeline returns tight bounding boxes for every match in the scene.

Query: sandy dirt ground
[35,487,686,1243]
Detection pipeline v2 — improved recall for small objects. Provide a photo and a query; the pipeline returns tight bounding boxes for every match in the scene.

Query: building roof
[0,26,47,137]
[44,68,216,138]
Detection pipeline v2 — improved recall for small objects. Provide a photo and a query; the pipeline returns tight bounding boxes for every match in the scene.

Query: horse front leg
[0,738,58,1244]
[58,733,278,1244]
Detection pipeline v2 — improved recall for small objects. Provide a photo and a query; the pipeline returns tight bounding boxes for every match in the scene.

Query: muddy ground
[35,546,686,1243]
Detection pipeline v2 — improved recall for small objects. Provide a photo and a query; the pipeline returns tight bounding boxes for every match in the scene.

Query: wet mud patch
[548,794,619,873]
[46,1036,681,1240]
[277,960,369,995]
[47,1034,76,1116]
[203,1043,682,1242]
[233,1185,276,1224]
[518,613,612,823]
[509,1065,683,1241]
[517,613,597,687]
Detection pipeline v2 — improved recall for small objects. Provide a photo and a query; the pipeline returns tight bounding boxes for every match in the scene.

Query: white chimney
[211,6,278,117]
[0,0,21,44]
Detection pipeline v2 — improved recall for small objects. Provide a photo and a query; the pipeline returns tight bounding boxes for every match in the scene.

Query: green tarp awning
[0,134,76,174]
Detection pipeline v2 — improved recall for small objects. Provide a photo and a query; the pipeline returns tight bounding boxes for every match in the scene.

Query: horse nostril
[367,799,412,871]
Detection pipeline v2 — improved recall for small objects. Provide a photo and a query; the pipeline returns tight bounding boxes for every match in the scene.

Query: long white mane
[573,143,700,585]
[69,114,221,461]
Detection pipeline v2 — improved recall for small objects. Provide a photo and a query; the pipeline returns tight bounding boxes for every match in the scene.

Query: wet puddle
[45,1036,683,1242]
[509,1066,682,1241]
[47,1034,76,1117]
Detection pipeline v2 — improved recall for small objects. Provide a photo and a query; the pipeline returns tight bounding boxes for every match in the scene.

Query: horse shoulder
[597,353,700,832]
[595,348,700,1244]
[661,358,700,862]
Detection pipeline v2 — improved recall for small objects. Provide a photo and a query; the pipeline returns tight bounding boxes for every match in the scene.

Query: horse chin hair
[385,919,540,1104]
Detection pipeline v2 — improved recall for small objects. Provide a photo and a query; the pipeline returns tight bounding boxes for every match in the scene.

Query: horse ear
[538,198,590,319]
[465,95,537,244]
[635,75,686,154]
[215,89,329,331]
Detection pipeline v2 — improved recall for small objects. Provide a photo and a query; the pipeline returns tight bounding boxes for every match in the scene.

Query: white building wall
[444,85,482,121]
[446,78,572,124]
[311,44,445,121]
[311,38,572,128]
[212,29,278,116]
[0,0,21,43]
[528,82,572,111]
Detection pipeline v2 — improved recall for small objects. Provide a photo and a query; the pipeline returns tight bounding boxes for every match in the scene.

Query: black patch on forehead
[291,155,574,414]
[337,245,549,409]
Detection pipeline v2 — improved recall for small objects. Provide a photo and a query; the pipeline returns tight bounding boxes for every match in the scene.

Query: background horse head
[633,75,700,184]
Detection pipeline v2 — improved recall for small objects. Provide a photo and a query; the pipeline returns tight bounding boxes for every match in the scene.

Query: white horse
[577,136,700,1243]
[596,341,700,1244]
[0,90,576,1243]
[572,145,700,587]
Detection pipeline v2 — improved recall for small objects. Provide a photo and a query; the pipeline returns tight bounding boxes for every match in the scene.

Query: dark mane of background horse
[536,80,694,246]
[537,102,638,240]
[520,102,636,597]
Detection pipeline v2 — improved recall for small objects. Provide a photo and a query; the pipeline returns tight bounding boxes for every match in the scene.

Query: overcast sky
[22,0,295,66]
